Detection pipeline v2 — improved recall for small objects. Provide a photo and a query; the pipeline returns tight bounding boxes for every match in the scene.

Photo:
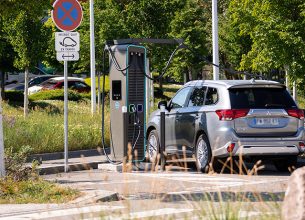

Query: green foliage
[4,145,35,181]
[169,0,208,82]
[29,90,88,102]
[2,1,51,70]
[0,178,79,204]
[222,0,305,80]
[4,91,24,102]
[0,17,16,72]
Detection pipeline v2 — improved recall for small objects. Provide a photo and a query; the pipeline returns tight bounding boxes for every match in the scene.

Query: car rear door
[229,86,302,137]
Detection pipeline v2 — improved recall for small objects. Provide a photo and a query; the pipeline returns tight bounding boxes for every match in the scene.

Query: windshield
[229,87,297,109]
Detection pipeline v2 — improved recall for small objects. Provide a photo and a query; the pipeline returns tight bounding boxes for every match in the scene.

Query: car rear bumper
[212,128,305,157]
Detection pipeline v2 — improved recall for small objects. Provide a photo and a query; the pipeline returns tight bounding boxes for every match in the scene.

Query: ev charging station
[102,38,184,166]
[109,44,147,162]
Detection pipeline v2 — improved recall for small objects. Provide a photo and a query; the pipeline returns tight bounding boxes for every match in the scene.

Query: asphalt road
[0,161,292,220]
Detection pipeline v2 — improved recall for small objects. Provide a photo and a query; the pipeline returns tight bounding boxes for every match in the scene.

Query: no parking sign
[51,0,83,32]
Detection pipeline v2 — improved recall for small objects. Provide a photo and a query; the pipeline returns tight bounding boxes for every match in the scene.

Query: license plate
[255,118,279,126]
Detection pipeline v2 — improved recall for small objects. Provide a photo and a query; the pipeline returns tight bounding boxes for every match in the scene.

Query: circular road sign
[51,0,83,32]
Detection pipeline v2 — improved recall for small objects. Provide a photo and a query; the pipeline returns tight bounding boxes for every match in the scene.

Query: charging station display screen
[112,80,122,100]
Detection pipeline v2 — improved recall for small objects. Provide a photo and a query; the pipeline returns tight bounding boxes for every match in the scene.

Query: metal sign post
[90,0,96,114]
[52,0,82,172]
[64,61,69,172]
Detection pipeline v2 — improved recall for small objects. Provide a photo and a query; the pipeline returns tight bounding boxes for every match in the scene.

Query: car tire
[195,134,212,173]
[273,156,297,172]
[147,130,160,164]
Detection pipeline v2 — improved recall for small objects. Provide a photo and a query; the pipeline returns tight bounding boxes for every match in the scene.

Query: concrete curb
[38,161,103,175]
[28,148,110,162]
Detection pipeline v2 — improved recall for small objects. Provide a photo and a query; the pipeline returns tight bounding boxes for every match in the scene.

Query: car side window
[29,78,39,86]
[171,87,192,109]
[74,82,88,88]
[188,86,207,107]
[205,87,218,105]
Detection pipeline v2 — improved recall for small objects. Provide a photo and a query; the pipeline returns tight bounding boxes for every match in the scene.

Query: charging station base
[98,162,161,172]
[98,162,193,172]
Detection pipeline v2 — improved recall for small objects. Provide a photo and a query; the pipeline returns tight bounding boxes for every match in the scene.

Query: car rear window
[229,87,297,109]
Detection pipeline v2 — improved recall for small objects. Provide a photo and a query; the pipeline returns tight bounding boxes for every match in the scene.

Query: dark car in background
[5,75,60,91]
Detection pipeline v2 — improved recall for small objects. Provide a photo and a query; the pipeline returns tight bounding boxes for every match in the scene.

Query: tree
[125,0,184,87]
[221,0,305,82]
[3,1,51,117]
[169,0,208,83]
[0,17,17,99]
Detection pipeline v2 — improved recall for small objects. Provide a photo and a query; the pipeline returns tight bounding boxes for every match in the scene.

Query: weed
[0,178,79,204]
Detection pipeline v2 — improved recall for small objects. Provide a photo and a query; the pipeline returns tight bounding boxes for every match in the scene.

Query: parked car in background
[5,75,61,91]
[146,80,305,172]
[28,77,90,95]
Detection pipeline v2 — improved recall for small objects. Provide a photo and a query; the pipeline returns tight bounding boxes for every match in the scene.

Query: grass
[297,95,305,109]
[3,100,110,154]
[0,178,79,204]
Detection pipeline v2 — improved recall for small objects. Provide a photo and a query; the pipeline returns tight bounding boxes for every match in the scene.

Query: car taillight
[286,109,304,119]
[227,143,235,153]
[215,109,249,121]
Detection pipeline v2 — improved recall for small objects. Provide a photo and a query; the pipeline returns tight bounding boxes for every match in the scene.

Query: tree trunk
[0,70,4,100]
[159,73,163,90]
[188,67,193,81]
[24,67,29,118]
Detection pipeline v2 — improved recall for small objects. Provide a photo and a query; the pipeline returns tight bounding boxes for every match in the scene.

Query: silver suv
[146,80,305,172]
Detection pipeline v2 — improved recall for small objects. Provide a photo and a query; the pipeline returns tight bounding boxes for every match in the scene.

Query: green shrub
[4,91,24,102]
[4,145,35,181]
[29,89,85,102]
[85,76,110,93]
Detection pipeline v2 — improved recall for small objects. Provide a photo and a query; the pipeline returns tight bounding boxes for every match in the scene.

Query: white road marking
[83,208,194,220]
[67,180,140,185]
[239,211,271,218]
[0,205,124,220]
[169,179,288,194]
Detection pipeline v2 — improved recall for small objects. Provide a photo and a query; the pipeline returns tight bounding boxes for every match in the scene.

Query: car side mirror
[158,100,167,110]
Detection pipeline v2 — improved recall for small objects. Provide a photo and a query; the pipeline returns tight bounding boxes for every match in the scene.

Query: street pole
[285,67,289,91]
[64,61,69,173]
[0,87,5,177]
[212,0,219,80]
[90,0,96,114]
[293,81,297,103]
